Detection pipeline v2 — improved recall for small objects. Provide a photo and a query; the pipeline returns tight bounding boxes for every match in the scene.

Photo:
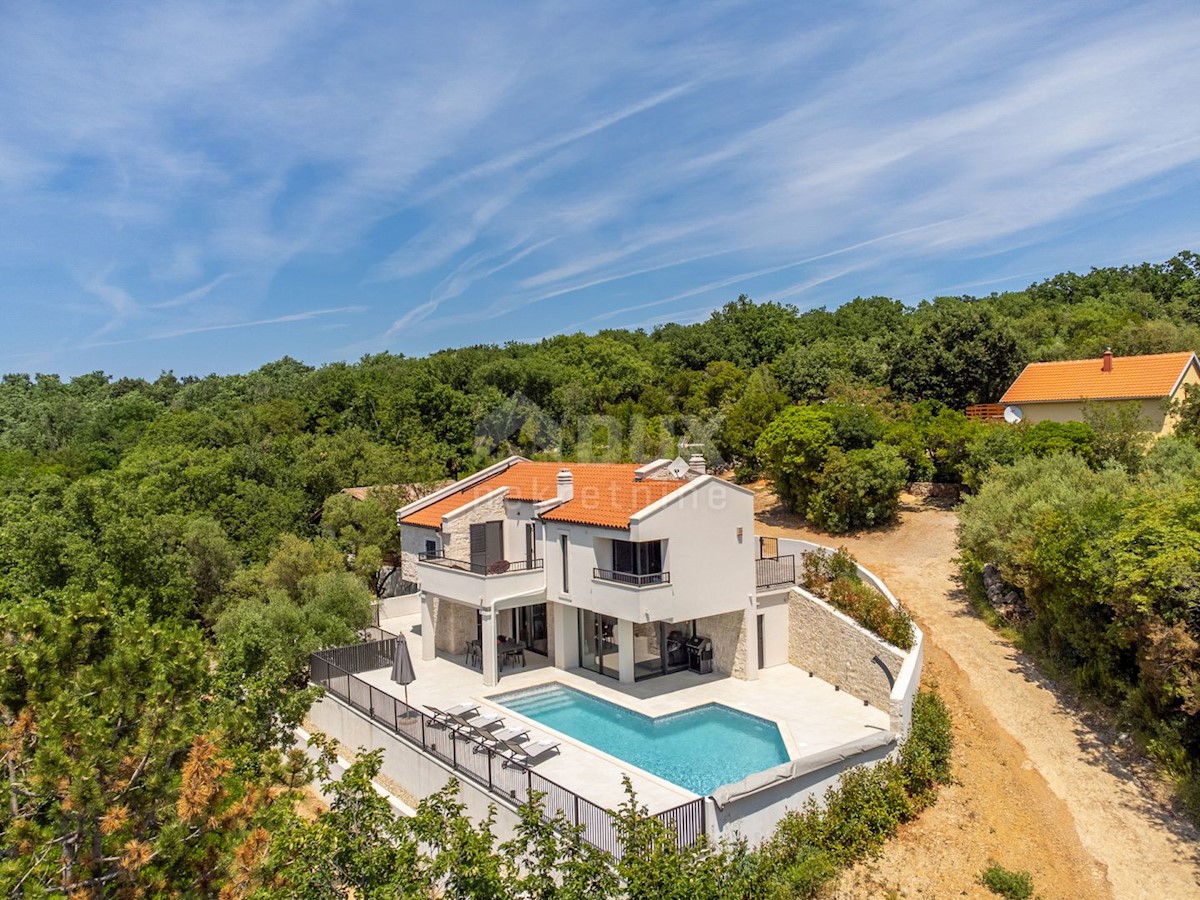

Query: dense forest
[1,252,1199,894]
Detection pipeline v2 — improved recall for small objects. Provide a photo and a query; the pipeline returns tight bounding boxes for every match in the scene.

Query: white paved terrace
[359,609,889,814]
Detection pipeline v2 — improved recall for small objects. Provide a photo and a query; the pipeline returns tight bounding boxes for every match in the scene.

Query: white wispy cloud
[2,2,1199,375]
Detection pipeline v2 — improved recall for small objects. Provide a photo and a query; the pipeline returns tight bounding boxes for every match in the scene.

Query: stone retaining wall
[787,587,905,712]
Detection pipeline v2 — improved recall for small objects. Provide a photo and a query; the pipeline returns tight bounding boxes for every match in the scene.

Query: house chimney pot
[1102,348,1113,373]
[688,453,707,476]
[556,469,574,502]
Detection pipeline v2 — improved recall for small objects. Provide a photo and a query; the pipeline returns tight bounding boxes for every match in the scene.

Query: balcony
[417,551,546,606]
[755,555,796,591]
[592,568,671,587]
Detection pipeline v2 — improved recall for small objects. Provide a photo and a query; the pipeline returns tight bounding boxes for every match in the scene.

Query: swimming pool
[492,683,789,795]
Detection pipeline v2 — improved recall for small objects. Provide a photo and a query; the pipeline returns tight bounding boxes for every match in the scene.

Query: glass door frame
[578,609,619,679]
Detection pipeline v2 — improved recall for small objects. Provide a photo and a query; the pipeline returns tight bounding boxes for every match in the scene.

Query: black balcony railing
[419,550,544,577]
[310,643,706,858]
[592,568,671,587]
[755,555,796,590]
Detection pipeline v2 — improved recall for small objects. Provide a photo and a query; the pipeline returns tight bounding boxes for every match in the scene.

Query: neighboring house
[397,455,777,687]
[999,349,1200,435]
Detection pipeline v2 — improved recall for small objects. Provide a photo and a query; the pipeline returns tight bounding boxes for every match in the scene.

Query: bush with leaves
[980,862,1035,899]
[807,445,908,533]
[960,452,1200,821]
[801,547,914,650]
[755,405,835,513]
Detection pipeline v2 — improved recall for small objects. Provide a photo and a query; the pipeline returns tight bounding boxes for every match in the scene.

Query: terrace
[320,596,890,818]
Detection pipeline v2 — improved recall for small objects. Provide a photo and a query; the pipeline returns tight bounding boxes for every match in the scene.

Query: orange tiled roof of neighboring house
[1000,351,1198,404]
[399,461,691,530]
[340,482,450,503]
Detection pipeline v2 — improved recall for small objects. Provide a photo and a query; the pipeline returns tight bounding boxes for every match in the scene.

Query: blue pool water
[493,684,788,795]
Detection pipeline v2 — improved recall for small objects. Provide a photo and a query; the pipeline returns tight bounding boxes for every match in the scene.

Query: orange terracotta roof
[399,461,691,530]
[1000,352,1197,404]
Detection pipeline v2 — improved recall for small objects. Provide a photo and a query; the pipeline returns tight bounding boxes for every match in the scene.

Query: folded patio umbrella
[391,634,416,713]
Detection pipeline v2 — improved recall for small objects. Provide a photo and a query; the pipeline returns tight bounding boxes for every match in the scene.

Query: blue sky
[2,1,1199,379]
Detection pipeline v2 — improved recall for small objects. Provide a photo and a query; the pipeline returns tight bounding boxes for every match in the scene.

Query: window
[612,539,663,576]
[560,534,570,593]
[425,539,437,556]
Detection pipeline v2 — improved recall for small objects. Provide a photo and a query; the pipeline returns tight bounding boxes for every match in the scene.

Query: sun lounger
[423,702,480,726]
[471,725,530,753]
[498,736,560,768]
[447,710,501,737]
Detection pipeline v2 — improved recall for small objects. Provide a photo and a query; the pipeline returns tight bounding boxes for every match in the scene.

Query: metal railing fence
[755,555,796,589]
[310,645,706,858]
[592,568,671,586]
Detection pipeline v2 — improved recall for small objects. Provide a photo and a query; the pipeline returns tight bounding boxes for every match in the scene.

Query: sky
[2,1,1199,379]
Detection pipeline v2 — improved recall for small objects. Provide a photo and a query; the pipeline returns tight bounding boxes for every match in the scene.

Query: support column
[420,593,436,661]
[617,618,635,684]
[553,602,579,669]
[481,610,499,687]
[743,605,759,681]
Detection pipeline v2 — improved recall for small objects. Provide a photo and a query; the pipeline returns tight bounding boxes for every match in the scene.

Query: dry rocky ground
[753,486,1200,900]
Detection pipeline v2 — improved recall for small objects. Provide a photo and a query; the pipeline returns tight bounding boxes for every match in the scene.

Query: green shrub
[762,688,953,897]
[1023,420,1096,463]
[799,546,859,593]
[827,577,914,650]
[807,444,907,532]
[802,547,914,649]
[900,690,953,805]
[980,862,1034,899]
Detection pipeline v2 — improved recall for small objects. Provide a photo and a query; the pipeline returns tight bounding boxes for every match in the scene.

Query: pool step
[506,692,577,716]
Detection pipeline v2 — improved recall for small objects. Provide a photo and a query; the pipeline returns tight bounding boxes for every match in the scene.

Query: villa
[308,455,923,848]
[397,454,765,688]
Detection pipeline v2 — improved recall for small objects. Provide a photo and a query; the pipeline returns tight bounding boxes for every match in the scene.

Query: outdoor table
[497,640,525,669]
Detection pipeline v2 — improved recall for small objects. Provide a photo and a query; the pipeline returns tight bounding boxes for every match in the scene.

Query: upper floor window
[613,539,663,576]
[560,534,570,593]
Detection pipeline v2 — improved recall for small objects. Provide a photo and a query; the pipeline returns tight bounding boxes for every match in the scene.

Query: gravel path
[754,490,1200,900]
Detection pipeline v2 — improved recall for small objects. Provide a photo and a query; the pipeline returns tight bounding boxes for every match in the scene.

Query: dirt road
[754,489,1200,900]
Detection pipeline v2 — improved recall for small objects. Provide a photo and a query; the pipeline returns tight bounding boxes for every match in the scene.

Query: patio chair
[498,735,560,768]
[423,701,480,727]
[471,725,529,753]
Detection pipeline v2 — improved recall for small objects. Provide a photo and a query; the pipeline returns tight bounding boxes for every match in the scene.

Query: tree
[716,367,788,476]
[807,446,908,533]
[1083,401,1153,473]
[889,303,1024,408]
[755,406,835,512]
[0,594,301,894]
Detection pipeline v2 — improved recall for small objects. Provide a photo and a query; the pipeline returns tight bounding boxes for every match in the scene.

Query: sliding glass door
[578,610,618,678]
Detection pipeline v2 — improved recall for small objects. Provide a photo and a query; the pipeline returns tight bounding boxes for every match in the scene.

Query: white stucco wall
[755,593,789,668]
[543,477,756,626]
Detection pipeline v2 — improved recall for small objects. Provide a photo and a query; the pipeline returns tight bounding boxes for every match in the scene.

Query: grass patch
[980,862,1035,899]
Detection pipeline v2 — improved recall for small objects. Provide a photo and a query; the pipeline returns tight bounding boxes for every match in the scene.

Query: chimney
[688,453,707,477]
[1102,348,1113,373]
[556,469,574,502]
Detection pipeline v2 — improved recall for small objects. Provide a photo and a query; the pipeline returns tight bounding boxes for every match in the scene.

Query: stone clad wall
[695,610,749,679]
[787,587,905,711]
[443,492,507,561]
[400,525,435,583]
[435,599,478,655]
